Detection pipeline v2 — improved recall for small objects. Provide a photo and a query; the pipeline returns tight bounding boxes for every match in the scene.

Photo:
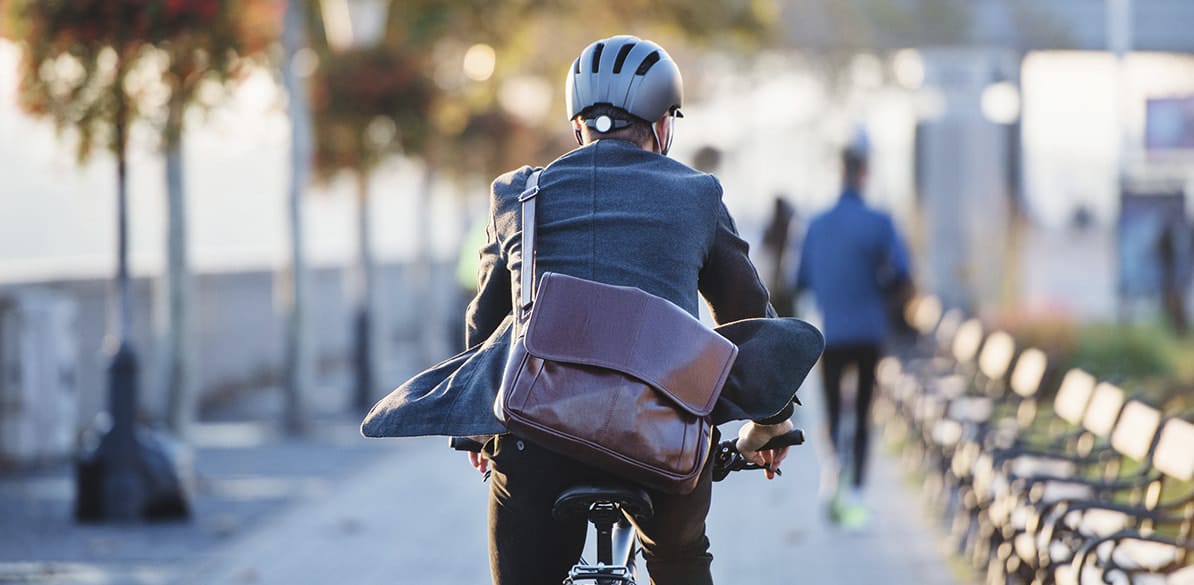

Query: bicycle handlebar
[711,428,805,482]
[757,428,806,451]
[449,436,485,452]
[450,427,805,483]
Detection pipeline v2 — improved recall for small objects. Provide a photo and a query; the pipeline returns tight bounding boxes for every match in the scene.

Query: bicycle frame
[559,428,805,584]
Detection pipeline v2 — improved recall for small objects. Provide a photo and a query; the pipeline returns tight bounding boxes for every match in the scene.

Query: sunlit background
[1,1,1193,584]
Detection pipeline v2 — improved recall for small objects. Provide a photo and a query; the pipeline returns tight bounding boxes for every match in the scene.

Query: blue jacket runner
[796,189,910,347]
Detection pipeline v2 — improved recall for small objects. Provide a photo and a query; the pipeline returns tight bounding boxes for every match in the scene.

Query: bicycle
[451,427,805,585]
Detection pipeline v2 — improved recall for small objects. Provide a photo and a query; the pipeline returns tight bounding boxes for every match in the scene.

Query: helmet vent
[612,43,636,74]
[573,58,581,75]
[635,51,660,75]
[591,43,605,73]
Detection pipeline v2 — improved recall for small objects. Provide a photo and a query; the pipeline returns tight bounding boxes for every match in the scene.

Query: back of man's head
[566,35,684,154]
[842,149,868,191]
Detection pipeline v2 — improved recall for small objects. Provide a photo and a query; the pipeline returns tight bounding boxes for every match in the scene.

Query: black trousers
[819,343,880,488]
[485,434,714,585]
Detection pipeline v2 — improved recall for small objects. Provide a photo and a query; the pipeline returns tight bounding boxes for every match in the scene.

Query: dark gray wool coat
[362,139,824,439]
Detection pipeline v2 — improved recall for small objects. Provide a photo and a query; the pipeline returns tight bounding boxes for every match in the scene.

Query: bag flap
[523,272,738,417]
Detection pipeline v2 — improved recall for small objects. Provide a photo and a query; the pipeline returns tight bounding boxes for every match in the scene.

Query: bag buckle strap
[518,185,540,202]
[518,169,544,325]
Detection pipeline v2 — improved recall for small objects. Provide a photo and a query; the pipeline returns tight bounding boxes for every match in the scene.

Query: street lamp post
[75,78,187,524]
[317,0,390,412]
[320,0,388,52]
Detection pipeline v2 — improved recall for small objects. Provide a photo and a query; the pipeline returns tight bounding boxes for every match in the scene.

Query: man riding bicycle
[470,35,804,585]
[362,35,824,585]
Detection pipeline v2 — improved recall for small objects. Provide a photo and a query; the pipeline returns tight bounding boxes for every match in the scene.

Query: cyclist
[462,36,797,585]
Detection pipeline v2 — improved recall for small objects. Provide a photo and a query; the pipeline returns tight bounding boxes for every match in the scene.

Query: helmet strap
[653,114,676,156]
[573,115,638,146]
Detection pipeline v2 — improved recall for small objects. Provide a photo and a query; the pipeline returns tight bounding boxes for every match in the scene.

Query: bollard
[74,342,189,522]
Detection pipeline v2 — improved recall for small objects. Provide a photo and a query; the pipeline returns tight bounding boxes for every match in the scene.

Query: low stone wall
[0,260,461,460]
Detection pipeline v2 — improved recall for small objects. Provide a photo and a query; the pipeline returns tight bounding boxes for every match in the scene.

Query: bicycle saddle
[552,483,655,521]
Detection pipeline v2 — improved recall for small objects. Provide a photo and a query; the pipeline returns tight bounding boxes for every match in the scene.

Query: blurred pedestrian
[761,195,799,317]
[692,144,723,174]
[794,141,912,529]
[1158,221,1190,336]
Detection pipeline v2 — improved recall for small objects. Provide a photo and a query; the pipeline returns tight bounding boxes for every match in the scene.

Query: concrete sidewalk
[174,425,972,585]
[0,392,974,585]
[0,411,398,585]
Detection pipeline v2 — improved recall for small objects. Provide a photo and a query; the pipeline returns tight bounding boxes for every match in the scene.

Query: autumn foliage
[4,0,280,159]
[311,46,437,176]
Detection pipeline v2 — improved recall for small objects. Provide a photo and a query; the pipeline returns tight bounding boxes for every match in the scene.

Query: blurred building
[775,0,1194,317]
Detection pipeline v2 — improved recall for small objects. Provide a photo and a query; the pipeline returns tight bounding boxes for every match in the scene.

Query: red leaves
[311,46,439,176]
[163,0,220,20]
[315,48,435,119]
[10,0,279,160]
[18,0,272,50]
[236,0,283,55]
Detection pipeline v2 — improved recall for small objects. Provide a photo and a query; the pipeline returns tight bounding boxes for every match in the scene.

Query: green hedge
[1006,320,1194,412]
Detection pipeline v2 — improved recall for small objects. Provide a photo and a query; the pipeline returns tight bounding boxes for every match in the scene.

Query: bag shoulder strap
[518,168,543,322]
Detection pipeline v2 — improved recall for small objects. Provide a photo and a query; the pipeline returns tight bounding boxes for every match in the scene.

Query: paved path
[176,416,973,584]
[0,415,396,585]
[1,384,974,585]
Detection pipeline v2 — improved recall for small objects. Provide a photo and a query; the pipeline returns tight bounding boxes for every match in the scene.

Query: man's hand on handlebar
[449,436,490,476]
[468,451,489,475]
[735,419,795,480]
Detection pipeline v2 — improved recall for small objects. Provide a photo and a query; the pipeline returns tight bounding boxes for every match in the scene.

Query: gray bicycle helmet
[565,35,683,147]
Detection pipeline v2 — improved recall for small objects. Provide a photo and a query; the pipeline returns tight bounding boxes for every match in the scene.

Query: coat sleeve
[698,183,801,424]
[698,195,777,325]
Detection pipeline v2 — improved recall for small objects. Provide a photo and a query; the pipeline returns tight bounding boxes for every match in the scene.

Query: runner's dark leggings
[485,433,715,585]
[820,343,880,487]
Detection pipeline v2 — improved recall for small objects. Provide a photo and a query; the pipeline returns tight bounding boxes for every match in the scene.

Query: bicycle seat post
[554,483,653,584]
[588,501,622,566]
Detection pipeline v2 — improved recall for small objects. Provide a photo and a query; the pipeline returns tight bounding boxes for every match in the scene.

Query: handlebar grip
[449,437,484,452]
[758,429,805,451]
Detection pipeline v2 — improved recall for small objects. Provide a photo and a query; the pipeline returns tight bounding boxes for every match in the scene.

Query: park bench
[906,317,985,459]
[899,293,945,361]
[965,368,1100,571]
[1005,399,1164,580]
[945,345,1051,557]
[874,307,972,481]
[1038,415,1194,585]
[875,296,1194,585]
[928,329,1019,518]
[985,392,1183,583]
[874,305,1016,510]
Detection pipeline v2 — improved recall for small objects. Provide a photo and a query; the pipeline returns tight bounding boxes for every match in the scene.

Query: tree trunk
[162,95,195,435]
[100,69,145,522]
[114,96,132,347]
[281,0,314,434]
[414,164,439,365]
[352,169,377,411]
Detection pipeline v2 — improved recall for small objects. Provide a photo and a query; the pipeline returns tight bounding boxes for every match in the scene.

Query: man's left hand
[736,419,795,480]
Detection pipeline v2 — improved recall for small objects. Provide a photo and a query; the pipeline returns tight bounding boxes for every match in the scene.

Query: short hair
[576,104,653,146]
[842,149,868,188]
